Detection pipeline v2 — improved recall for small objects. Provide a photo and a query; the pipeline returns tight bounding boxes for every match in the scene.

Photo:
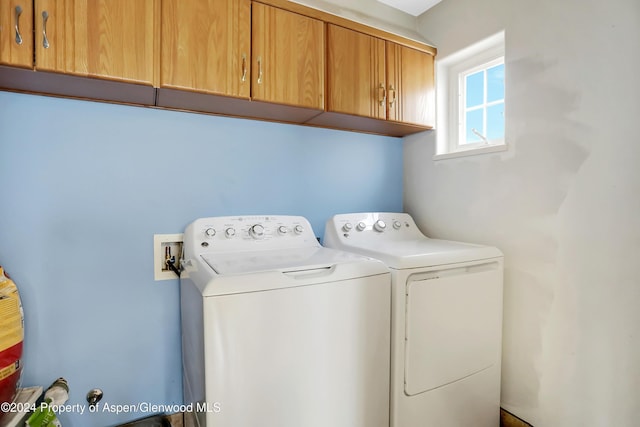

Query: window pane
[487,63,505,103]
[486,102,505,140]
[465,71,484,108]
[464,109,484,144]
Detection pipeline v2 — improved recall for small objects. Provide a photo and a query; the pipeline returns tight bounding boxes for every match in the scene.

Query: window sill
[433,143,507,161]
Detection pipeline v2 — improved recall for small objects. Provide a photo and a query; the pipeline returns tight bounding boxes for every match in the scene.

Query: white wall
[290,0,426,43]
[406,0,640,425]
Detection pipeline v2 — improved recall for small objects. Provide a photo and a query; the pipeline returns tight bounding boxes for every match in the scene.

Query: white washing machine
[180,215,391,427]
[324,212,504,427]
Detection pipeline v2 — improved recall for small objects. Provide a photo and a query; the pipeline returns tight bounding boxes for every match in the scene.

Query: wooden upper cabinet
[326,24,435,128]
[0,0,34,68]
[34,0,159,85]
[326,24,386,120]
[251,3,324,109]
[161,0,250,98]
[386,42,435,127]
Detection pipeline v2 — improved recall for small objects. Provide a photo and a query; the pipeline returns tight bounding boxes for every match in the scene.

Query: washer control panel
[184,215,319,257]
[324,212,426,245]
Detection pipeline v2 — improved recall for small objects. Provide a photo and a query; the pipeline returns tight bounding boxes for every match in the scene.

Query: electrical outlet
[154,233,183,281]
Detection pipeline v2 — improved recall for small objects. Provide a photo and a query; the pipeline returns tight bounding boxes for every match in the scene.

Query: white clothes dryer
[180,215,391,427]
[324,212,504,427]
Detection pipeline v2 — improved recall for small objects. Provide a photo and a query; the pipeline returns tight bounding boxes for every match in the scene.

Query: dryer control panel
[324,212,426,246]
[183,216,320,259]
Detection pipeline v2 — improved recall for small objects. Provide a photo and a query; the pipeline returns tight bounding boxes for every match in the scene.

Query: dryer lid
[332,238,502,269]
[323,212,503,269]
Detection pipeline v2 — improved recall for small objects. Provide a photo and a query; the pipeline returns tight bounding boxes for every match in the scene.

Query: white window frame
[434,32,506,160]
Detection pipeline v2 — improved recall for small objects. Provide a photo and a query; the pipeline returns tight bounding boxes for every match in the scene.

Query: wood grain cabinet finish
[33,0,159,85]
[251,2,324,109]
[161,0,250,98]
[386,41,435,127]
[326,24,385,119]
[0,0,436,136]
[326,24,434,128]
[0,0,33,68]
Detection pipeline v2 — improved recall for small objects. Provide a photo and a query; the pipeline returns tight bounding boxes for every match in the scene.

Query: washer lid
[201,246,384,276]
[194,246,388,296]
[331,238,502,269]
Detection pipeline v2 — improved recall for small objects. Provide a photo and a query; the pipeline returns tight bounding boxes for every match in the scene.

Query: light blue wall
[0,91,402,426]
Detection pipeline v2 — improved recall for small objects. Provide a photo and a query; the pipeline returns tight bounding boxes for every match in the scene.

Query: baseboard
[501,408,534,427]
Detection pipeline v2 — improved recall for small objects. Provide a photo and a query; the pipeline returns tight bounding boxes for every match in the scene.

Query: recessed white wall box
[153,233,183,281]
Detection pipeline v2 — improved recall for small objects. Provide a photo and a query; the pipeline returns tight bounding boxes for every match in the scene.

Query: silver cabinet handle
[14,5,23,45]
[389,84,396,107]
[42,11,50,49]
[241,54,247,82]
[257,56,263,85]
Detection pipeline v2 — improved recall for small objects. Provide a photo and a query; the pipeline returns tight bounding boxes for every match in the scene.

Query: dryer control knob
[278,226,288,235]
[374,220,387,232]
[205,228,216,238]
[225,227,236,238]
[293,225,304,235]
[342,223,353,232]
[393,220,402,230]
[356,222,367,231]
[249,224,265,239]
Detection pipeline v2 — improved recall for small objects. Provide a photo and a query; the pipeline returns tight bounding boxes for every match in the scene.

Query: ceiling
[377,0,442,16]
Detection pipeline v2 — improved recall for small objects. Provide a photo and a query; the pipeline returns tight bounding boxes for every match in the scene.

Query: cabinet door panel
[34,0,67,73]
[0,0,33,68]
[71,0,159,85]
[388,42,434,127]
[252,3,324,109]
[35,0,158,85]
[161,0,250,98]
[326,24,385,120]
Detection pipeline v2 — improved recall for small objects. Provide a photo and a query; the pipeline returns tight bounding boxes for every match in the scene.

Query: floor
[501,408,534,427]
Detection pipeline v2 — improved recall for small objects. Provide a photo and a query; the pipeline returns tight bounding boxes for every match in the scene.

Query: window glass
[486,103,505,140]
[465,71,484,108]
[486,64,505,103]
[464,109,484,144]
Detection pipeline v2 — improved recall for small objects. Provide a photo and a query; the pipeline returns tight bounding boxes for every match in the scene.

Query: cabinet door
[35,0,159,85]
[73,0,159,85]
[34,0,67,73]
[386,42,435,127]
[0,0,33,68]
[252,3,324,109]
[326,24,386,120]
[161,0,250,98]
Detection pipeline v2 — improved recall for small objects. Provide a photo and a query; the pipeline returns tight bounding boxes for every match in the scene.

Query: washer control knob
[293,225,304,235]
[393,220,402,230]
[225,227,236,238]
[249,224,265,239]
[342,223,353,232]
[356,222,366,231]
[205,228,216,238]
[278,226,288,235]
[374,220,387,232]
